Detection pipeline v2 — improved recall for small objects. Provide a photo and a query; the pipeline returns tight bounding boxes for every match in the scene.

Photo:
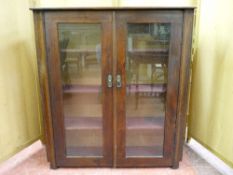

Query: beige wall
[0,0,41,162]
[189,0,233,167]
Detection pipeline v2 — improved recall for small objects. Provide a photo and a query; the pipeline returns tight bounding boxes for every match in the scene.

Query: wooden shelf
[66,146,163,157]
[63,84,100,93]
[127,116,164,130]
[66,146,103,157]
[65,116,164,130]
[126,146,163,157]
[128,48,168,53]
[127,84,166,93]
[61,48,96,54]
[128,49,168,61]
[63,84,166,93]
[65,117,102,130]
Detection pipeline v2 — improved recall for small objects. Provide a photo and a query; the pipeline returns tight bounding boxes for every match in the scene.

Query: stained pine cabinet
[32,7,194,168]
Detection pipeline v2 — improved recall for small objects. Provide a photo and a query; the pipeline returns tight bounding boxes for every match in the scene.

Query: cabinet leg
[172,162,179,169]
[50,163,58,169]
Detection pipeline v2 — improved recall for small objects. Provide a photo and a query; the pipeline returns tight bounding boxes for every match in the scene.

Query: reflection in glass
[126,23,170,157]
[58,24,103,157]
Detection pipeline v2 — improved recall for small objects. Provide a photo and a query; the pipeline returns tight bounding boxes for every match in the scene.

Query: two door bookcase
[32,7,194,169]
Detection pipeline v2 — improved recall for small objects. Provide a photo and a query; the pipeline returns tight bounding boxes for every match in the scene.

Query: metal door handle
[116,74,122,88]
[107,74,113,88]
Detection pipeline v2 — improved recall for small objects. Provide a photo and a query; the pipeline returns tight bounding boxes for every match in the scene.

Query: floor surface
[0,141,222,175]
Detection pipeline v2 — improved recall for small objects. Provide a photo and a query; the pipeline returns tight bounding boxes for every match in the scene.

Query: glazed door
[45,12,113,167]
[115,11,183,167]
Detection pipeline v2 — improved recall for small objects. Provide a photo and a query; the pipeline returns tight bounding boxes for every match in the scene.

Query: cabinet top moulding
[30,6,196,11]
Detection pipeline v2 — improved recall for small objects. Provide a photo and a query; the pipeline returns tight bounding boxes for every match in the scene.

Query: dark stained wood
[32,9,194,168]
[172,9,194,168]
[163,15,183,162]
[112,11,118,168]
[33,12,57,169]
[115,13,127,165]
[102,18,114,166]
[115,10,183,167]
[44,11,113,167]
[43,11,112,23]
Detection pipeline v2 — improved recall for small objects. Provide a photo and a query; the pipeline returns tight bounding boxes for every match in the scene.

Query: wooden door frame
[115,10,184,167]
[44,11,114,167]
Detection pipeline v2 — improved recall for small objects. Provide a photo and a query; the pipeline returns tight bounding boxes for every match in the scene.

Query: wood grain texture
[112,11,118,168]
[33,12,57,168]
[172,9,194,169]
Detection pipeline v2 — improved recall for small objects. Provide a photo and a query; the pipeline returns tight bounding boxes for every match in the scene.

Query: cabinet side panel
[173,9,194,168]
[33,12,56,168]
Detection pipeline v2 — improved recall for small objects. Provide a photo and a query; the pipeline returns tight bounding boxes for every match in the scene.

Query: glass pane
[58,24,102,157]
[126,23,170,157]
